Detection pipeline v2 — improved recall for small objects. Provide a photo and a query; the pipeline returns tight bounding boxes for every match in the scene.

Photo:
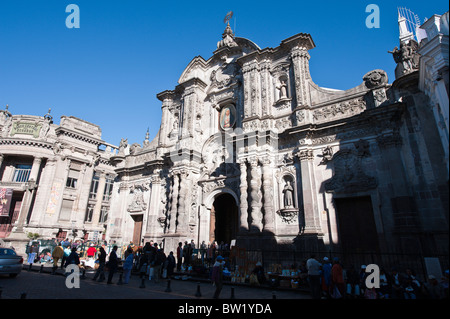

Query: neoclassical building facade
[1,16,448,258]
[0,108,118,254]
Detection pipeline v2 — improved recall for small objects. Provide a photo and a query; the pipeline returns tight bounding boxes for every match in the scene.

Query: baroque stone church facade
[105,21,448,256]
[1,16,448,258]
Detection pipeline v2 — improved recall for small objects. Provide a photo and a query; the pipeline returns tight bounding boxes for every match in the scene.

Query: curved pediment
[178,56,211,85]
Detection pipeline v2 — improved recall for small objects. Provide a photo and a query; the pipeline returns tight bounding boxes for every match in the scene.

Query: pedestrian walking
[211,255,225,299]
[200,241,207,265]
[345,264,360,298]
[321,257,332,298]
[306,254,322,299]
[93,247,107,282]
[331,257,345,299]
[152,249,166,283]
[390,267,403,299]
[27,243,39,264]
[106,245,119,284]
[122,247,134,284]
[176,242,183,272]
[166,251,176,278]
[51,242,64,274]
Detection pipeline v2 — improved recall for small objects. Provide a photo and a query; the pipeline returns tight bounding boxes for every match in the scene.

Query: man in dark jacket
[64,247,80,267]
[152,249,166,283]
[107,246,119,284]
[92,247,107,282]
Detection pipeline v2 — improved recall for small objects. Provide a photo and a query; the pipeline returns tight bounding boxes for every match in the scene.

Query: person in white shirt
[306,254,322,299]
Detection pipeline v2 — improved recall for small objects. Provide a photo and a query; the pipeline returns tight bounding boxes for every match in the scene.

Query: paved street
[0,264,311,300]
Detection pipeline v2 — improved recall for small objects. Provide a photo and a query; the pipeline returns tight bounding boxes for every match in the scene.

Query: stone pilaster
[145,169,162,237]
[290,46,311,107]
[260,61,271,117]
[296,149,321,233]
[377,131,419,232]
[157,91,174,146]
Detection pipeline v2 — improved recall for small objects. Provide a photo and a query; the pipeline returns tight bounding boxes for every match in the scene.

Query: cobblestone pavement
[0,263,311,300]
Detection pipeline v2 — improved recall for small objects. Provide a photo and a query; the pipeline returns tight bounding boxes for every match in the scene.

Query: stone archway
[210,193,238,246]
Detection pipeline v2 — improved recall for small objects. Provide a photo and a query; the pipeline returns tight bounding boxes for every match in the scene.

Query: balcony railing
[13,168,31,182]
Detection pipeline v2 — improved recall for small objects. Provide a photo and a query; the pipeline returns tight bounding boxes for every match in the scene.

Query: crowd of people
[26,238,449,300]
[41,238,234,286]
[305,254,449,300]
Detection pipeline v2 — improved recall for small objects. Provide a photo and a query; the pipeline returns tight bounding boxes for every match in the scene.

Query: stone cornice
[55,127,104,146]
[0,137,53,150]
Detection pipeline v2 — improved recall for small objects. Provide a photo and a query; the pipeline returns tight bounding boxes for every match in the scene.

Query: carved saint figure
[388,40,419,75]
[278,79,288,100]
[283,180,294,208]
[119,138,128,154]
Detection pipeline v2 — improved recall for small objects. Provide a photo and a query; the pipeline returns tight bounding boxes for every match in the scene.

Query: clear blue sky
[0,0,448,147]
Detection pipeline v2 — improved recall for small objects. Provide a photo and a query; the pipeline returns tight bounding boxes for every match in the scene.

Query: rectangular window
[102,175,114,202]
[99,206,109,223]
[84,204,94,222]
[59,199,74,221]
[89,173,100,200]
[66,169,79,189]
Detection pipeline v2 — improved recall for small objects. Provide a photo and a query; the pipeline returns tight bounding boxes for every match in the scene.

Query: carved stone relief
[324,148,377,193]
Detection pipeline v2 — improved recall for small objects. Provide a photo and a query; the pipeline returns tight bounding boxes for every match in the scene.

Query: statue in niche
[283,180,294,208]
[169,117,179,139]
[278,79,288,100]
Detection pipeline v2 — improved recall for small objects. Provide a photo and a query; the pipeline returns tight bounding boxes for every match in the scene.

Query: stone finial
[44,108,53,122]
[217,22,238,49]
[143,128,150,147]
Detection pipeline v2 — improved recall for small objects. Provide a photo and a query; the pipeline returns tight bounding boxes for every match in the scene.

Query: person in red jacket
[87,244,97,260]
[331,257,345,298]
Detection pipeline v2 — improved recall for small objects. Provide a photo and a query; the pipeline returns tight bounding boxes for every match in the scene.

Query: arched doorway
[209,193,238,245]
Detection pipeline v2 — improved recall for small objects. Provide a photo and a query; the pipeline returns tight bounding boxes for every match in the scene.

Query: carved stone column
[261,157,275,232]
[296,149,321,233]
[249,157,263,232]
[29,157,42,182]
[0,154,4,172]
[167,173,179,234]
[13,157,42,232]
[157,91,174,146]
[238,158,249,232]
[290,46,311,107]
[176,170,189,234]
